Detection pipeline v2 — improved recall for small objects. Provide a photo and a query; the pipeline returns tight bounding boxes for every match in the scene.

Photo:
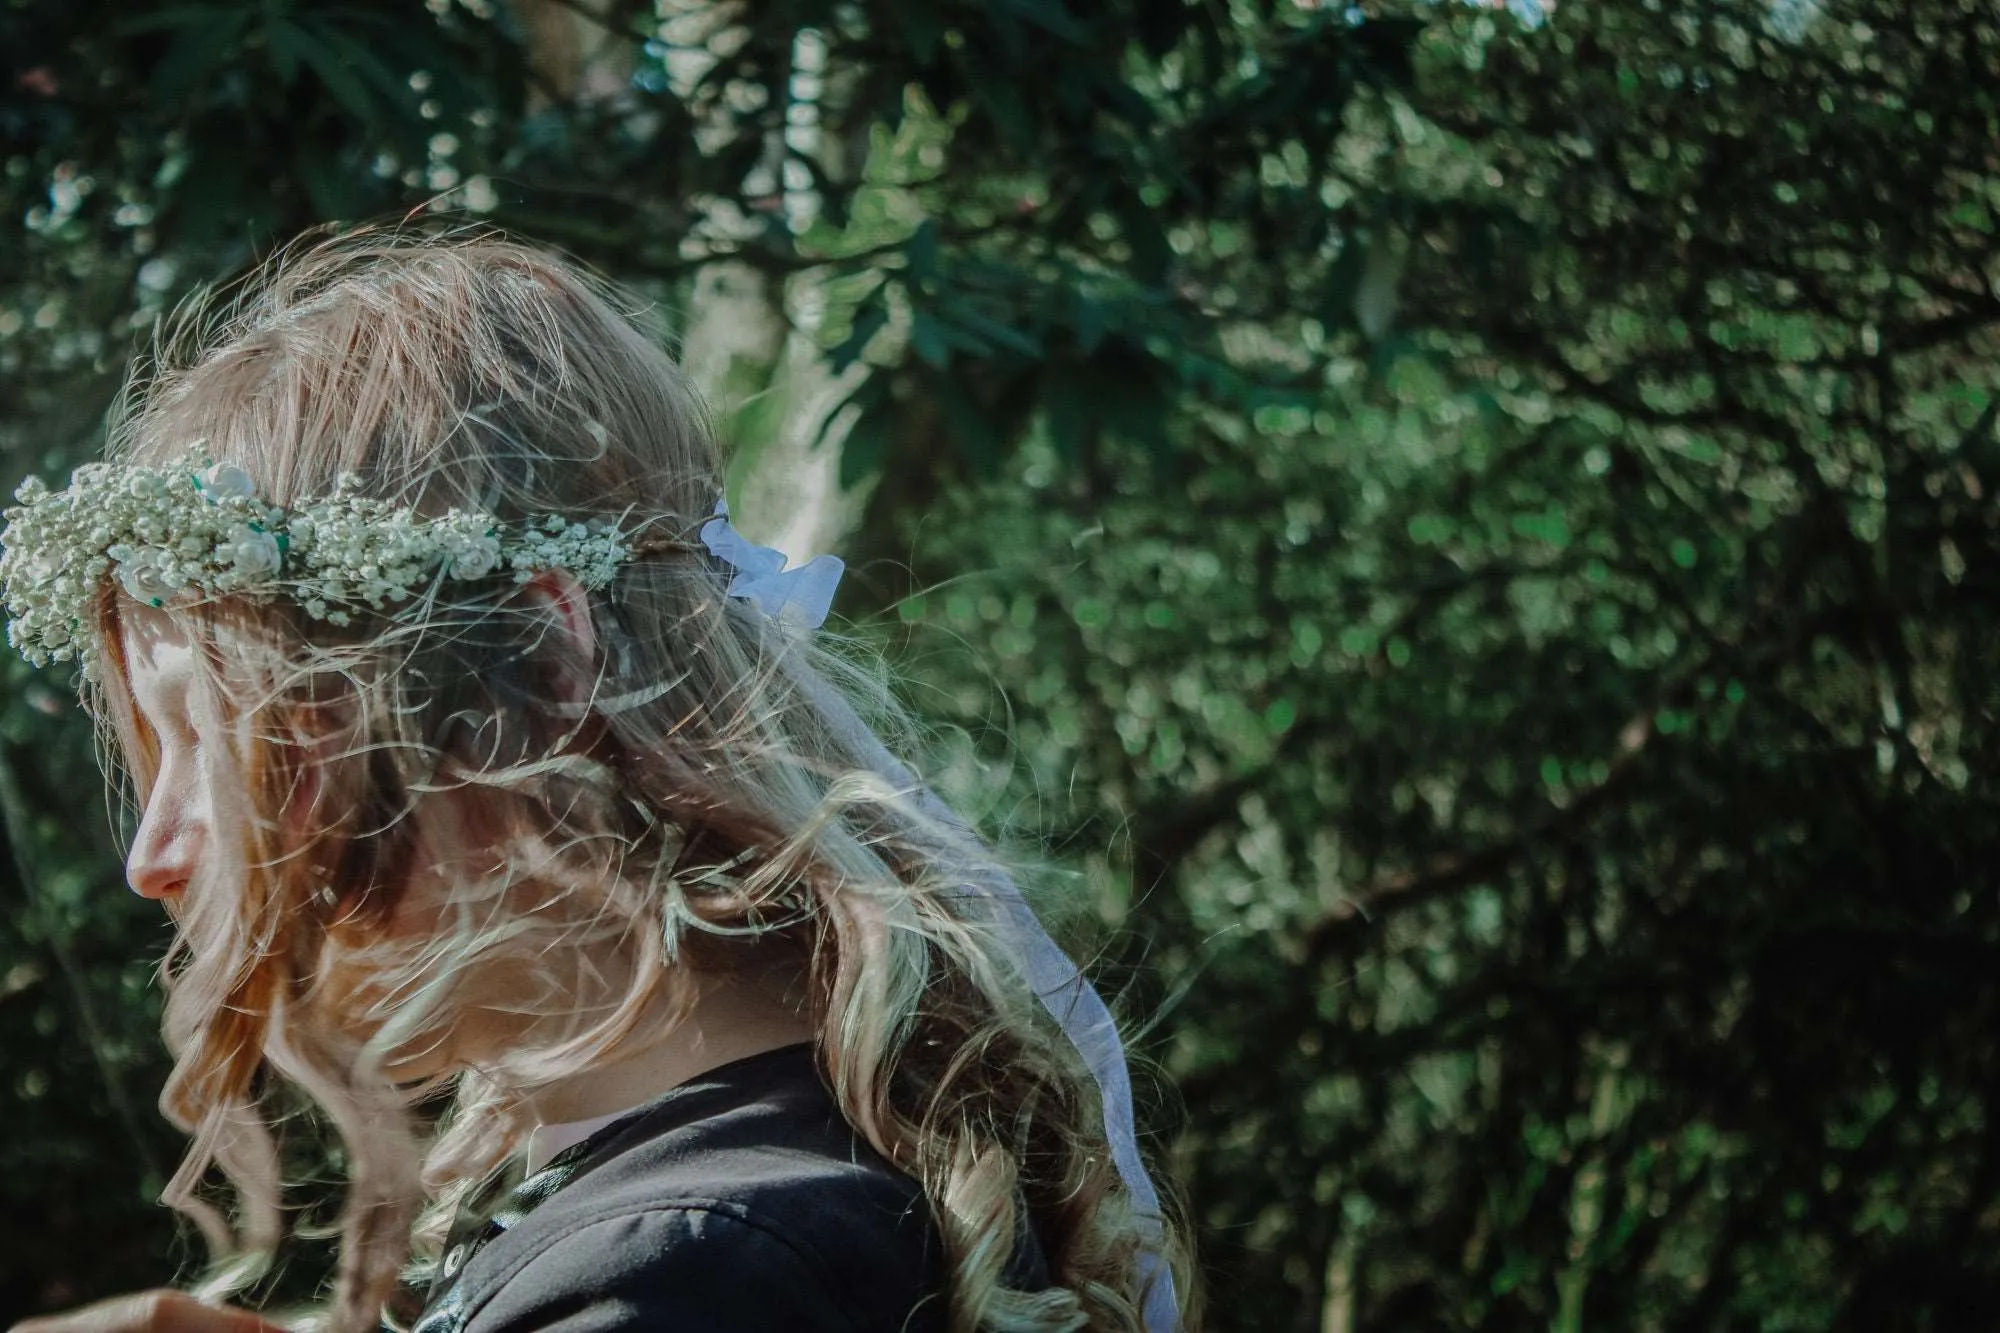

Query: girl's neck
[512,963,813,1129]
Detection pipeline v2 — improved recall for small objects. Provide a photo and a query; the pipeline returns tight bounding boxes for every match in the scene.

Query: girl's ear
[515,569,600,714]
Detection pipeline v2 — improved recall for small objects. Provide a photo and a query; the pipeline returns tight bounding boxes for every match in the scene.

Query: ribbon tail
[782,657,1181,1331]
[733,554,845,629]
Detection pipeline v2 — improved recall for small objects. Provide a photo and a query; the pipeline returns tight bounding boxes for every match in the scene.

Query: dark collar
[415,1043,819,1327]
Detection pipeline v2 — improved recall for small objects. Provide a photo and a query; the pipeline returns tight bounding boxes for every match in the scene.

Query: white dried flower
[115,548,185,606]
[447,536,502,581]
[0,449,657,669]
[197,463,257,501]
[221,526,283,579]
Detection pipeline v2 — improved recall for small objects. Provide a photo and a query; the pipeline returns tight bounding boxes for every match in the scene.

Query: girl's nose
[125,797,196,900]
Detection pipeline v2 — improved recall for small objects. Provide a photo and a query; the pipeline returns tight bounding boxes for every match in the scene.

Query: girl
[0,232,1188,1333]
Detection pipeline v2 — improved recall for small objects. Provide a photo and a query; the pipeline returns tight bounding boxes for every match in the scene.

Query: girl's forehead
[115,611,276,728]
[116,612,208,724]
[123,628,194,703]
[119,605,192,672]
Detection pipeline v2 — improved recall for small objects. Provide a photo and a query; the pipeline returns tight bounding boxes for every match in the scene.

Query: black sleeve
[459,1206,932,1333]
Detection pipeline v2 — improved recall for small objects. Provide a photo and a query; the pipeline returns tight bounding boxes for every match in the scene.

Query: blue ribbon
[699,501,844,630]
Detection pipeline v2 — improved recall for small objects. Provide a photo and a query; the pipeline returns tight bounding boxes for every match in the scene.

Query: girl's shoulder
[418,1045,946,1333]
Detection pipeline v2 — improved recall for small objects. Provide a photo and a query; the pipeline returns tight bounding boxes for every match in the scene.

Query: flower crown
[0,449,843,669]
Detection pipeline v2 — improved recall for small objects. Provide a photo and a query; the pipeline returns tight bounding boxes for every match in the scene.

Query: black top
[410,1043,982,1333]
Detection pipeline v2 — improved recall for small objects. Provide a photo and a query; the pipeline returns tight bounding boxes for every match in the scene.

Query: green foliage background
[2,0,1998,1327]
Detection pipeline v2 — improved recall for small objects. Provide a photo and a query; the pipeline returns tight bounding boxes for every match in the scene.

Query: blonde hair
[81,230,1191,1332]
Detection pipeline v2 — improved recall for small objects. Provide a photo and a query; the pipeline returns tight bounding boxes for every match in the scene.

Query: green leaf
[1043,364,1098,464]
[287,22,383,123]
[1071,294,1107,355]
[1954,394,1999,455]
[909,311,952,369]
[112,5,235,36]
[1324,236,1367,330]
[930,372,1002,474]
[937,298,1042,359]
[888,0,946,61]
[301,22,423,127]
[838,402,894,489]
[1346,16,1426,88]
[264,18,303,85]
[294,142,357,221]
[1089,346,1173,457]
[993,0,1090,44]
[824,374,892,487]
[905,219,940,282]
[148,11,250,108]
[829,299,891,375]
[972,68,1039,155]
[1112,191,1172,282]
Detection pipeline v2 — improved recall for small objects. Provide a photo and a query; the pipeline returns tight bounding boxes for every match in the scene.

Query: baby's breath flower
[0,449,645,668]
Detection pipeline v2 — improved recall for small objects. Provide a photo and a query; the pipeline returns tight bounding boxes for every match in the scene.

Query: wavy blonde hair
[79,230,1191,1333]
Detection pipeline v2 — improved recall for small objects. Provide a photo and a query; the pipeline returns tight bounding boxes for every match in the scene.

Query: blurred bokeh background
[3,0,1998,1326]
